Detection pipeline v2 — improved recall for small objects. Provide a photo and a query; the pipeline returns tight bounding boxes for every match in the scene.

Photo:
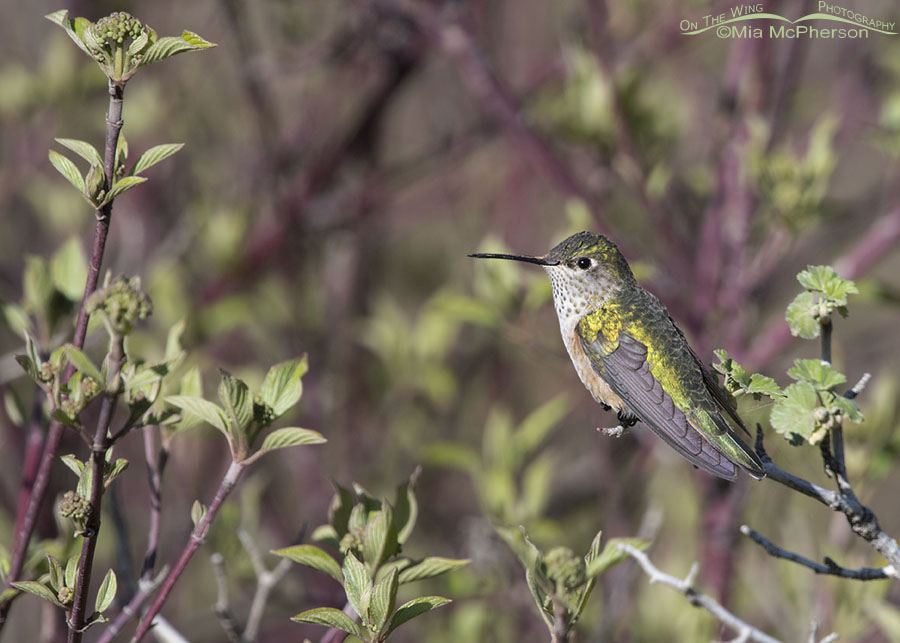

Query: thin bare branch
[211,552,243,643]
[741,525,894,580]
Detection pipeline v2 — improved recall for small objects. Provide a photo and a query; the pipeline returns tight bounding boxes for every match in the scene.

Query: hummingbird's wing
[578,329,764,480]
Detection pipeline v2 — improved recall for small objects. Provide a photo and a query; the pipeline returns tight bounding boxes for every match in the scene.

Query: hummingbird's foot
[599,424,628,438]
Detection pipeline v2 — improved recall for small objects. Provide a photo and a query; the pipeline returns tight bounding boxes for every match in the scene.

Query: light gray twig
[618,543,784,643]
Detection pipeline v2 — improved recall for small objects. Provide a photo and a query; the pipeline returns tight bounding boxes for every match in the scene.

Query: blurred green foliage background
[2,0,900,640]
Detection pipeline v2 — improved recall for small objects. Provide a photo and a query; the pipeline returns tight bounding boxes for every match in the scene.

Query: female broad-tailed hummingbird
[471,231,765,481]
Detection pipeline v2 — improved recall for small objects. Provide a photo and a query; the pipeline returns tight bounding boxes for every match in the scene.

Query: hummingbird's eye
[576,257,592,270]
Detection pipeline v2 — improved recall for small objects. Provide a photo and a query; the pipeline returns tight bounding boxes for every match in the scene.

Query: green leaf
[165,395,228,435]
[341,552,371,617]
[191,500,207,528]
[45,10,93,57]
[291,607,364,638]
[47,555,63,592]
[101,176,147,204]
[393,471,419,545]
[24,256,54,317]
[797,265,858,305]
[55,138,102,168]
[59,455,85,478]
[747,373,783,399]
[525,568,552,626]
[94,569,116,613]
[587,538,649,578]
[65,555,78,589]
[421,442,480,473]
[386,596,451,636]
[62,345,102,383]
[397,557,470,584]
[218,370,253,434]
[48,150,86,194]
[786,291,819,339]
[771,381,819,441]
[131,143,184,176]
[141,31,216,66]
[260,357,308,417]
[573,530,604,622]
[787,359,846,391]
[10,581,61,607]
[271,545,342,583]
[329,483,355,537]
[363,504,397,571]
[514,394,570,463]
[0,301,29,337]
[104,459,129,487]
[50,238,88,301]
[368,567,399,633]
[832,396,864,424]
[258,427,326,454]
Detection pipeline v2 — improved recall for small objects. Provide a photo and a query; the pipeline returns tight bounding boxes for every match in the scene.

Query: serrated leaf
[386,596,452,635]
[10,581,61,607]
[260,357,308,417]
[165,396,228,435]
[94,569,116,613]
[62,345,102,383]
[191,500,207,528]
[771,381,819,441]
[271,545,342,583]
[587,538,649,578]
[368,568,399,633]
[48,150,86,194]
[832,396,864,424]
[131,143,183,176]
[141,31,216,66]
[397,557,470,584]
[291,607,364,638]
[342,552,371,616]
[797,265,858,305]
[50,238,88,301]
[45,10,93,57]
[747,373,783,399]
[787,359,846,391]
[258,427,326,454]
[101,176,147,204]
[55,139,102,168]
[786,291,820,339]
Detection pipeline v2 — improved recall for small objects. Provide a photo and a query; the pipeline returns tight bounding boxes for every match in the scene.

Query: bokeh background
[2,0,900,640]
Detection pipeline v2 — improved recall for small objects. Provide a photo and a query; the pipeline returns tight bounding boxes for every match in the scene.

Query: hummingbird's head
[470,231,635,327]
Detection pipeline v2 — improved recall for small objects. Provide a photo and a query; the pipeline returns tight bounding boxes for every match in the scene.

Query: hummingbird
[470,231,765,480]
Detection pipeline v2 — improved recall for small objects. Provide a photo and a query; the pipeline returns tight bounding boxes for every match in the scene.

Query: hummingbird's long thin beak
[468,252,559,266]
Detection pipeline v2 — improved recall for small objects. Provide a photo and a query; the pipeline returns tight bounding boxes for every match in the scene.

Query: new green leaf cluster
[273,472,468,642]
[712,350,783,401]
[771,359,863,445]
[497,526,648,636]
[165,357,324,462]
[786,265,858,339]
[46,10,214,84]
[49,135,183,211]
[11,555,116,631]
